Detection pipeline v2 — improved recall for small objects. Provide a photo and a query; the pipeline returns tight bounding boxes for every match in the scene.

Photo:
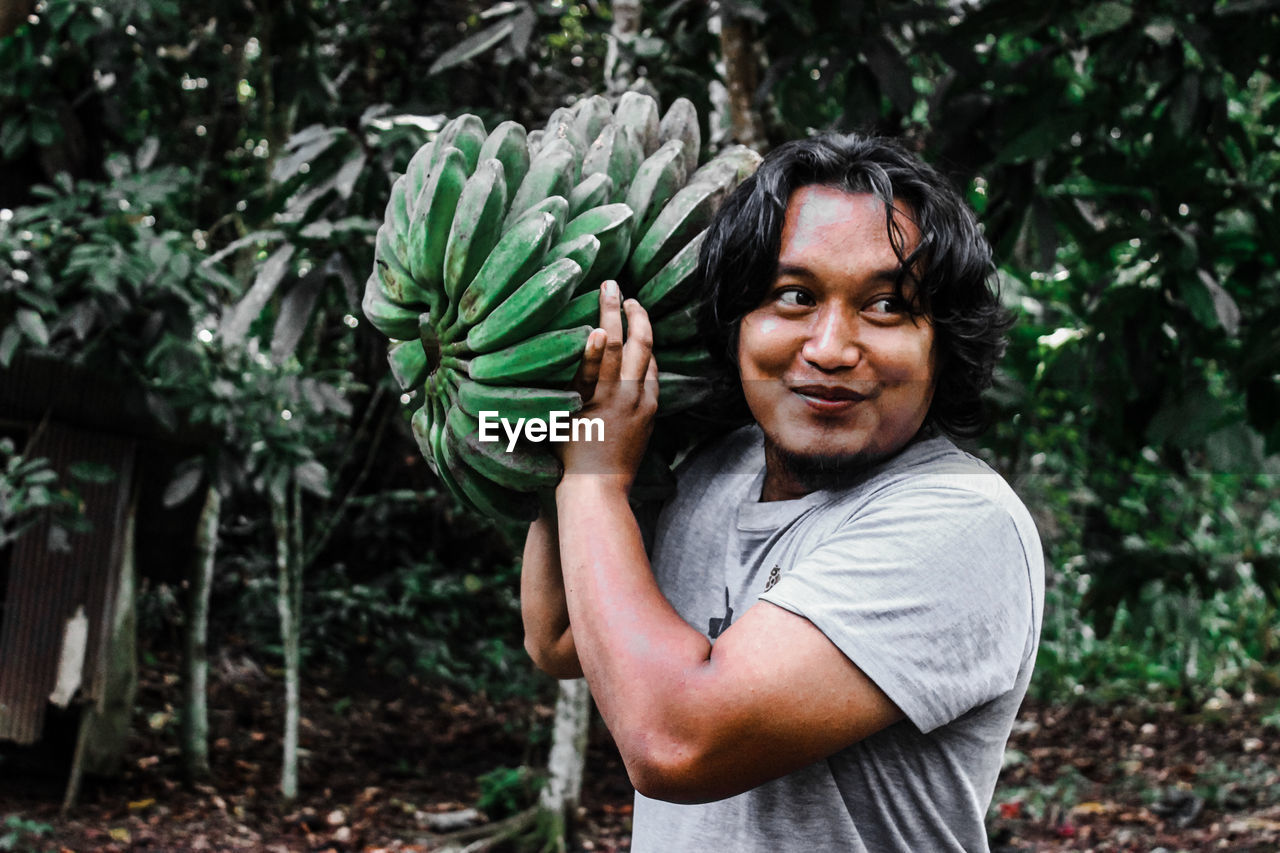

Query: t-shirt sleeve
[758,484,1035,733]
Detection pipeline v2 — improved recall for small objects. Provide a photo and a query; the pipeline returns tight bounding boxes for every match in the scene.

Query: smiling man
[521,134,1045,852]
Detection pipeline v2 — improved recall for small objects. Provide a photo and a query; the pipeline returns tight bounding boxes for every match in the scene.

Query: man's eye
[776,289,814,307]
[867,296,906,315]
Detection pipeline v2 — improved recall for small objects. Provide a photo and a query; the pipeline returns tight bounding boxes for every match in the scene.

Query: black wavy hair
[696,132,1012,438]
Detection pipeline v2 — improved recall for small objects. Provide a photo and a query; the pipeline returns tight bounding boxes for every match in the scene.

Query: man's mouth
[789,383,873,404]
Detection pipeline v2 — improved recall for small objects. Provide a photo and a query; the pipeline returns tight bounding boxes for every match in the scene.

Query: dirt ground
[2,653,1278,852]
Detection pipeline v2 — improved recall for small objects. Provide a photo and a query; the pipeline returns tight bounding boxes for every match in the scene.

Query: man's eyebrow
[774,262,909,282]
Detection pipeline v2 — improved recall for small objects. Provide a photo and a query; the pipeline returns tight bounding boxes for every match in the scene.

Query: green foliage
[0,436,100,552]
[476,765,546,819]
[6,0,1280,709]
[1032,556,1280,705]
[0,161,231,370]
[0,814,52,853]
[207,486,543,698]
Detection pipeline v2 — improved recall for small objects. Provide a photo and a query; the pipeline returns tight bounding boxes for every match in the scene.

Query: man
[521,133,1044,851]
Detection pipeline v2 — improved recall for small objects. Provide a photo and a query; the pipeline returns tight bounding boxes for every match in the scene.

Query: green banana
[465,257,585,354]
[455,208,562,330]
[400,139,438,217]
[544,290,600,332]
[382,173,414,261]
[614,90,661,156]
[405,146,468,308]
[543,106,588,159]
[445,405,563,491]
[655,343,718,376]
[427,394,473,508]
[651,301,701,346]
[571,95,613,147]
[505,138,578,229]
[550,203,633,292]
[689,144,763,190]
[433,114,487,174]
[442,158,508,306]
[625,139,687,238]
[477,120,530,199]
[411,404,439,479]
[607,125,644,203]
[439,409,539,521]
[567,172,614,218]
[456,379,584,423]
[468,325,593,385]
[656,371,715,413]
[373,223,426,307]
[629,179,724,284]
[368,96,761,520]
[516,195,570,237]
[526,128,545,156]
[635,229,706,319]
[582,124,642,203]
[363,272,425,341]
[658,97,701,170]
[388,339,430,390]
[543,233,601,282]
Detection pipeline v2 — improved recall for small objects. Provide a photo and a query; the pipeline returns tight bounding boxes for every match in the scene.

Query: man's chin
[765,442,880,492]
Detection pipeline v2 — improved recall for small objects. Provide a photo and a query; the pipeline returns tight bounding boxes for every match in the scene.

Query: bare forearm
[555,477,712,759]
[520,507,582,678]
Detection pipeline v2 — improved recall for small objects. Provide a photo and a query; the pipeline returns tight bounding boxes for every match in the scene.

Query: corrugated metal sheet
[0,422,135,744]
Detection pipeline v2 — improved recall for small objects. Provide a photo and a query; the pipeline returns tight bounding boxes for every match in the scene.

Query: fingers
[619,298,653,382]
[643,352,659,409]
[573,328,607,400]
[597,280,625,382]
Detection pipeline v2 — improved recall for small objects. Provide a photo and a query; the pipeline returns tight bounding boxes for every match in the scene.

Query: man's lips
[788,382,875,403]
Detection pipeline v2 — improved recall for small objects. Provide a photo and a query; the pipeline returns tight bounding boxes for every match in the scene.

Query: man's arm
[555,283,904,803]
[520,503,582,679]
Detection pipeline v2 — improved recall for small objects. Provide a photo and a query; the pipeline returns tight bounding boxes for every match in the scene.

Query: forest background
[1,0,1278,850]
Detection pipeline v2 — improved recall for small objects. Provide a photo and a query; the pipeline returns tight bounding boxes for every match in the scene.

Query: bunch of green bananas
[363,91,761,521]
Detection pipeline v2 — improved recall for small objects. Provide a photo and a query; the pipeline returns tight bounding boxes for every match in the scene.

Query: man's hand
[560,280,659,491]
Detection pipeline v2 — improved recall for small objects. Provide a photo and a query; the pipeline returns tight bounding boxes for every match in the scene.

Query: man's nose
[800,306,862,371]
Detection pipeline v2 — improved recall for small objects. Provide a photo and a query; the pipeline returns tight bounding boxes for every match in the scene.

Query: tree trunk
[718,12,768,150]
[537,678,593,850]
[605,0,642,95]
[272,478,304,803]
[180,484,221,781]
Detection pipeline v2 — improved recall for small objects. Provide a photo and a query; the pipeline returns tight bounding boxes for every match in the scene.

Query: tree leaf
[271,126,344,183]
[428,19,515,75]
[272,267,326,363]
[16,308,50,347]
[163,460,205,508]
[0,325,22,367]
[136,135,160,171]
[1078,2,1133,39]
[332,152,366,200]
[294,459,330,498]
[508,5,536,58]
[221,245,295,344]
[1198,269,1240,336]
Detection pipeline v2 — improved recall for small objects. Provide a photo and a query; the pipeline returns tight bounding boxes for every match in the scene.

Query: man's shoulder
[855,436,1025,512]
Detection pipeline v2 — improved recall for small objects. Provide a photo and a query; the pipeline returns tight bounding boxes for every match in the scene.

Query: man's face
[736,185,937,501]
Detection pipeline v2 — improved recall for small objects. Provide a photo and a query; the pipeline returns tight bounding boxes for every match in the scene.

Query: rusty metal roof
[0,421,136,744]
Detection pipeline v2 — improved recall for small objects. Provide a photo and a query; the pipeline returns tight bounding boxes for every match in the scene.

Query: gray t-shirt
[630,426,1044,852]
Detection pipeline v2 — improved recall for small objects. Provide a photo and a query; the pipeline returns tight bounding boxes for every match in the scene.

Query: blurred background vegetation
[1,0,1278,789]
